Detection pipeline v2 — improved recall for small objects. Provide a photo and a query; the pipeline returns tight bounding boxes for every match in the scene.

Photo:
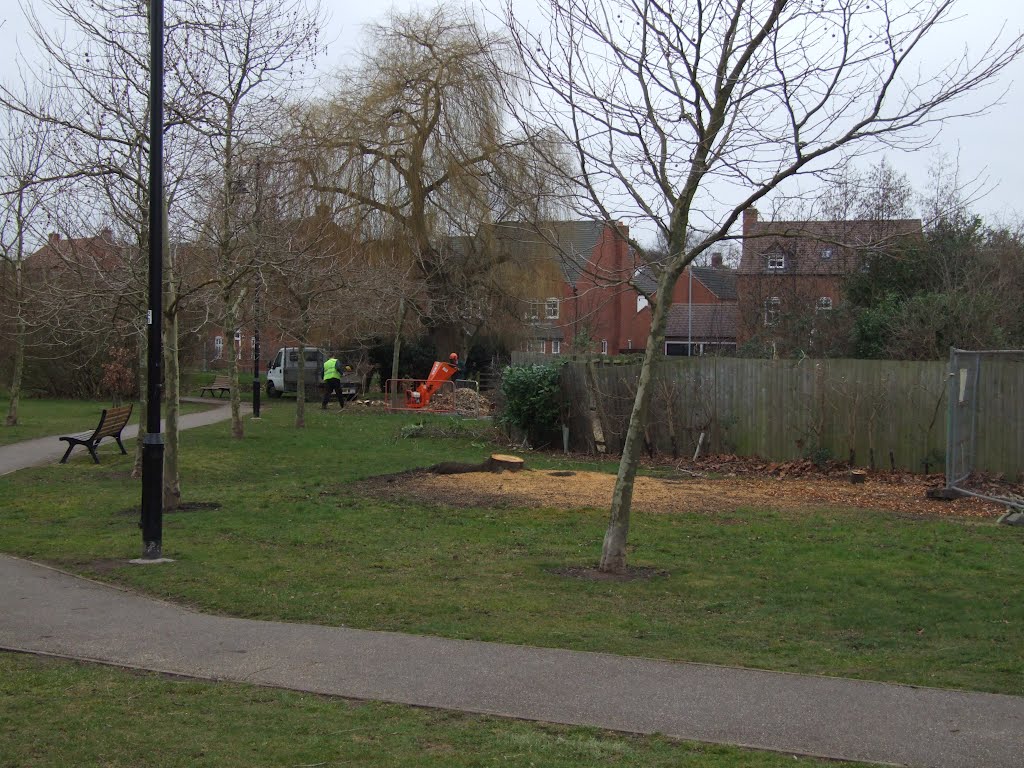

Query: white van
[265,347,360,400]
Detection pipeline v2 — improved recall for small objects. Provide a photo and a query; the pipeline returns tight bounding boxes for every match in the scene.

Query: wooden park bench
[58,404,134,464]
[199,375,232,398]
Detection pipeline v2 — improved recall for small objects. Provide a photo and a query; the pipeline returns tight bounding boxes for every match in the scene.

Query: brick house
[634,257,738,356]
[473,220,636,356]
[490,221,740,357]
[736,207,922,351]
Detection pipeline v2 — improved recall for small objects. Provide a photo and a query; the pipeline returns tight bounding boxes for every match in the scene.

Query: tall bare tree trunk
[5,261,26,426]
[132,323,147,479]
[390,296,405,407]
[224,291,246,439]
[600,278,677,573]
[295,341,307,428]
[162,221,181,511]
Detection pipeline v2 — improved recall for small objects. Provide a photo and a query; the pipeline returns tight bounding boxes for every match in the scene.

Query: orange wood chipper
[405,360,459,409]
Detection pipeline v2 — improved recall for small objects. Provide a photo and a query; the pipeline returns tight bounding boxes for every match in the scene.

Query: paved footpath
[0,399,240,476]
[1,555,1021,767]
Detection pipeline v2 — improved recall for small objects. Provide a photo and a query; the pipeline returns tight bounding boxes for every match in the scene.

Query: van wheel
[266,381,282,399]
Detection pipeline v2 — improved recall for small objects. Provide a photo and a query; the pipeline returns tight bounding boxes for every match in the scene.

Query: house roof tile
[690,266,737,300]
[665,303,738,341]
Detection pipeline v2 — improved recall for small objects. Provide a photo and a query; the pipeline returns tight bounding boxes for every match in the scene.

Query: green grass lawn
[0,653,857,768]
[0,397,215,445]
[0,405,1021,696]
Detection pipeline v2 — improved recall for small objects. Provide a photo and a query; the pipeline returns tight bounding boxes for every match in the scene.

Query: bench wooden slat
[58,403,134,465]
[199,375,232,397]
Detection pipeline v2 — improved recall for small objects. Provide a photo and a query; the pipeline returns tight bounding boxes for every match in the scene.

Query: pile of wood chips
[359,460,1014,520]
[427,388,494,415]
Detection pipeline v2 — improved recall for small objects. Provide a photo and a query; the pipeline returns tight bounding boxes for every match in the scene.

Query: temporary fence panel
[946,349,1024,501]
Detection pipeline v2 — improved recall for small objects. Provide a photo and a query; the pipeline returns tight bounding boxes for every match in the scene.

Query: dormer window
[820,247,834,260]
[817,296,833,311]
[767,252,786,270]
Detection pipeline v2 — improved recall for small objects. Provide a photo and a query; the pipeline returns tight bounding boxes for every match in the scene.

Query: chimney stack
[711,252,724,269]
[48,232,61,245]
[742,207,758,234]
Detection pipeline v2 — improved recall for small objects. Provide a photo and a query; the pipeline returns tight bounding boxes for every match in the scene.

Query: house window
[627,338,632,350]
[820,247,834,260]
[601,339,608,355]
[214,336,224,357]
[637,295,649,312]
[817,296,833,311]
[233,329,242,344]
[250,337,256,351]
[764,297,781,326]
[525,300,542,321]
[551,340,561,355]
[767,252,786,270]
[545,298,560,320]
[527,338,545,354]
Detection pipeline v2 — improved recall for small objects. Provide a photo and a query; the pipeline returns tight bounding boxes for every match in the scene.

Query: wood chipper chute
[404,360,459,409]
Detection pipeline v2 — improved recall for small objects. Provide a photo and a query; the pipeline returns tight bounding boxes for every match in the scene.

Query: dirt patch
[357,467,1007,519]
[551,565,669,582]
[116,501,222,516]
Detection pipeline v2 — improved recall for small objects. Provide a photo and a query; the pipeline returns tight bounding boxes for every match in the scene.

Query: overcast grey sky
[3,0,1023,223]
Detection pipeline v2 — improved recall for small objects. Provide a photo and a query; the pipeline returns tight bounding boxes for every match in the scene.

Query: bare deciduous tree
[0,108,54,426]
[175,0,325,439]
[508,0,1024,572]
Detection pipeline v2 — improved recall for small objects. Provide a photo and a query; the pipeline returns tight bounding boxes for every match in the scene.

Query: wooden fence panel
[511,354,1020,476]
[557,357,971,472]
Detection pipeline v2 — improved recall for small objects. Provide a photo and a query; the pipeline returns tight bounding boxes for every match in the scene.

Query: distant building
[736,207,922,350]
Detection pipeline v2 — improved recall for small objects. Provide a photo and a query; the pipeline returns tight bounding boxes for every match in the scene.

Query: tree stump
[849,470,867,484]
[487,454,525,472]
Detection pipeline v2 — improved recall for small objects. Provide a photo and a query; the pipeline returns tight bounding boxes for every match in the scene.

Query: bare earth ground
[358,461,1012,519]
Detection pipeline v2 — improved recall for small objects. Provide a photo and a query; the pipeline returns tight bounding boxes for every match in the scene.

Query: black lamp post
[140,0,165,559]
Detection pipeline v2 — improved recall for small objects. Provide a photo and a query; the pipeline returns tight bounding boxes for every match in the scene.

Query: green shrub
[499,363,563,447]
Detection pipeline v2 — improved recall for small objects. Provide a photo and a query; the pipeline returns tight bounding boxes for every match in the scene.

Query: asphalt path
[0,398,239,475]
[1,554,1021,767]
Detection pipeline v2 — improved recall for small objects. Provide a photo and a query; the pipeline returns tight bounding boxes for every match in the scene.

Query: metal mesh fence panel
[945,348,1024,509]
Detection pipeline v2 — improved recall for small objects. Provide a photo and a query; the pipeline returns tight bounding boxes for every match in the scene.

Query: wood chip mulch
[357,456,1015,520]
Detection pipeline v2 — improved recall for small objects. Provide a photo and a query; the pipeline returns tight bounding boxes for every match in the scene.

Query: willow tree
[302,5,554,379]
[508,0,1024,572]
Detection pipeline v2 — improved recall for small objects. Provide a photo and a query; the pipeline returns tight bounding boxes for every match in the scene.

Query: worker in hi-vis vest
[321,353,346,410]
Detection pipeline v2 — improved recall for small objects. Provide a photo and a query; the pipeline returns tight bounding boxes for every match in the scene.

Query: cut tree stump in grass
[487,454,525,472]
[849,470,867,484]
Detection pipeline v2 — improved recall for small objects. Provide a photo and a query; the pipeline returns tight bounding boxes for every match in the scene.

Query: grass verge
[0,653,855,767]
[0,398,214,445]
[0,405,1020,695]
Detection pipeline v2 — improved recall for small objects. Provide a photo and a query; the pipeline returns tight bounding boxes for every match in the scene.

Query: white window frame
[601,338,608,355]
[545,297,560,320]
[551,339,561,355]
[214,336,224,357]
[527,338,545,354]
[764,297,781,326]
[817,296,833,311]
[820,247,834,260]
[767,252,786,270]
[525,300,542,321]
